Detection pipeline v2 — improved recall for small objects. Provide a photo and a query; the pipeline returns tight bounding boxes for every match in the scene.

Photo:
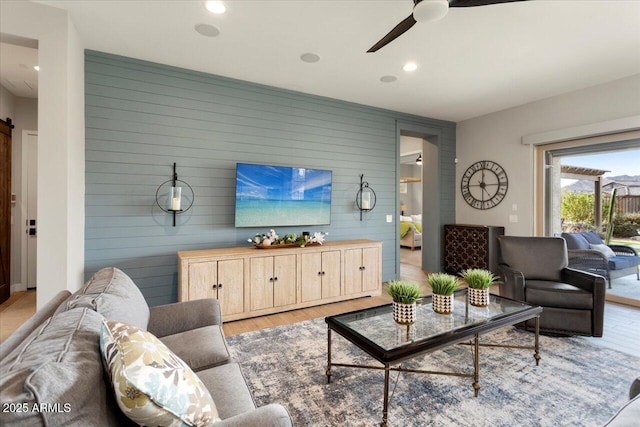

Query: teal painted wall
[84,51,456,306]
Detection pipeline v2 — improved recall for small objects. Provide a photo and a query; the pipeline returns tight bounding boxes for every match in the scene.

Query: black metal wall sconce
[355,174,376,221]
[155,163,194,226]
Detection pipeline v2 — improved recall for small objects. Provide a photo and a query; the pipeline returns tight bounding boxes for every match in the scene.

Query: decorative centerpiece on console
[460,268,497,307]
[248,229,328,249]
[427,273,459,314]
[385,280,421,324]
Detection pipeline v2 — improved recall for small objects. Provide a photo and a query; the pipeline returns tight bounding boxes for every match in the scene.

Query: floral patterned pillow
[100,319,220,426]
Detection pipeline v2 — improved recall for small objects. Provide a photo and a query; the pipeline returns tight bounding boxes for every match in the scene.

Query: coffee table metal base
[326,317,541,427]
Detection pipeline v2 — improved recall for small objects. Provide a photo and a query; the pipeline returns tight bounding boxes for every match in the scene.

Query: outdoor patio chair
[561,231,640,289]
[497,236,606,337]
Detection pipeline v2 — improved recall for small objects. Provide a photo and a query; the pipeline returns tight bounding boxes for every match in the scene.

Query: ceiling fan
[367,0,526,53]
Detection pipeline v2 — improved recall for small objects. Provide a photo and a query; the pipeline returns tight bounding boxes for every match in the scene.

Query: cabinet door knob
[218,283,223,288]
[212,284,218,289]
[274,277,278,281]
[322,271,326,276]
[318,271,322,276]
[269,277,274,282]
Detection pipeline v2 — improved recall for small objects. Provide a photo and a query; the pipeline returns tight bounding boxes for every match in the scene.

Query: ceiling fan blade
[367,14,417,53]
[449,0,526,7]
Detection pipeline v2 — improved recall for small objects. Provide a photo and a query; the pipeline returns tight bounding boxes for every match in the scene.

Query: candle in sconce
[170,187,182,211]
[362,191,371,210]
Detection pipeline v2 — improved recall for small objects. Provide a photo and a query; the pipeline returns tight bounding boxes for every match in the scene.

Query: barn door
[0,118,13,304]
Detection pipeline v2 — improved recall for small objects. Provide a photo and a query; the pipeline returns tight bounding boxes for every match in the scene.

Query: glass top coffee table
[325,290,542,427]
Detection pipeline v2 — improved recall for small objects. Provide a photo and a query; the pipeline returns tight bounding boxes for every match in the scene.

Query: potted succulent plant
[427,273,459,314]
[461,269,498,307]
[385,280,422,324]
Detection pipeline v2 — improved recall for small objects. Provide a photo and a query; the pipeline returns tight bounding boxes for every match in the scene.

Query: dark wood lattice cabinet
[443,224,505,276]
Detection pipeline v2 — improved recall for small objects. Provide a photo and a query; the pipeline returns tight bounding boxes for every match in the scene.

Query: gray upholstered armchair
[497,236,606,337]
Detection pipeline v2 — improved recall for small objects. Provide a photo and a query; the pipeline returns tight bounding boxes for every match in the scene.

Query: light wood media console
[178,239,382,322]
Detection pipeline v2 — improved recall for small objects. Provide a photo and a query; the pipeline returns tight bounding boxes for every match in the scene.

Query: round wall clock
[460,160,508,210]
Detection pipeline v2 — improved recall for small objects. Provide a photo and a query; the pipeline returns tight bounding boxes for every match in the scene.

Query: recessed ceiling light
[205,1,226,14]
[33,65,40,71]
[195,24,220,37]
[300,53,320,63]
[380,75,397,83]
[403,62,418,72]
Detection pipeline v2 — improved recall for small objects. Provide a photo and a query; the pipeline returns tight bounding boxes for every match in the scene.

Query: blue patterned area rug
[226,317,637,427]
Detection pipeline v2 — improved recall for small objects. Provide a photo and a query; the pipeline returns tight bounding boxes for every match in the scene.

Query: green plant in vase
[427,273,459,314]
[385,280,422,304]
[427,273,459,295]
[460,269,498,289]
[460,269,498,307]
[385,280,421,324]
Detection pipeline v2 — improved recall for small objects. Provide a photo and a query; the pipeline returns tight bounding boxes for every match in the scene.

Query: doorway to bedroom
[399,135,423,271]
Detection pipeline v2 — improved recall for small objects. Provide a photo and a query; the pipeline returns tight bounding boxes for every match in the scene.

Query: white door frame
[18,130,38,292]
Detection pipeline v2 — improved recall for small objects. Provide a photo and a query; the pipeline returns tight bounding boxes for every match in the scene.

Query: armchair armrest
[562,267,606,293]
[562,267,605,337]
[608,244,639,256]
[147,298,222,338]
[498,264,526,302]
[213,404,293,427]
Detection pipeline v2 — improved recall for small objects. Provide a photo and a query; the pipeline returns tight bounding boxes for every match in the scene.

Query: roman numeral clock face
[460,161,508,210]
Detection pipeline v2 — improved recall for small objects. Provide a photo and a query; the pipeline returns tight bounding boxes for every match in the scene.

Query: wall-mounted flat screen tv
[235,163,332,227]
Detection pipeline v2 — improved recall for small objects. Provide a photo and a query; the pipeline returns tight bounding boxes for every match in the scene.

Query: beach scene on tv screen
[235,164,332,227]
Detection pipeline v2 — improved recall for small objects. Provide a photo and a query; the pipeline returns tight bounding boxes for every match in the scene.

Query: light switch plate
[386,215,392,223]
[509,215,518,223]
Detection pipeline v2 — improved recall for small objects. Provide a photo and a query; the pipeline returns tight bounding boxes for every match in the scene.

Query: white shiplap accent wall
[85,51,456,306]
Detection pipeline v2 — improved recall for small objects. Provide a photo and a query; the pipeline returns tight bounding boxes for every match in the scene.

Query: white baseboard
[11,283,27,293]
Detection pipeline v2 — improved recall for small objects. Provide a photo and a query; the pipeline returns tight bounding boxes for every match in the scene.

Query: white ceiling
[12,0,640,121]
[0,41,38,98]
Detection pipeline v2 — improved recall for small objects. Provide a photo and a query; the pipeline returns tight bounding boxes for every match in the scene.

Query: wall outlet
[509,215,518,223]
[386,215,392,223]
[512,203,518,211]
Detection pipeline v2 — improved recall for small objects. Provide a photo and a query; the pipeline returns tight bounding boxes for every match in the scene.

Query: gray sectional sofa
[0,267,293,426]
[605,378,640,426]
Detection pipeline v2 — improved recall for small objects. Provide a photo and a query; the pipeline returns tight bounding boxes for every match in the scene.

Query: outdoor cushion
[561,232,591,250]
[590,243,616,258]
[100,319,219,427]
[525,280,593,310]
[0,308,124,426]
[160,325,231,371]
[62,267,149,329]
[581,231,604,245]
[608,255,640,270]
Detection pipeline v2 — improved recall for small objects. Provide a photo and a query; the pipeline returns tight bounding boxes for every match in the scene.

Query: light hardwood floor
[1,251,639,358]
[0,289,36,343]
